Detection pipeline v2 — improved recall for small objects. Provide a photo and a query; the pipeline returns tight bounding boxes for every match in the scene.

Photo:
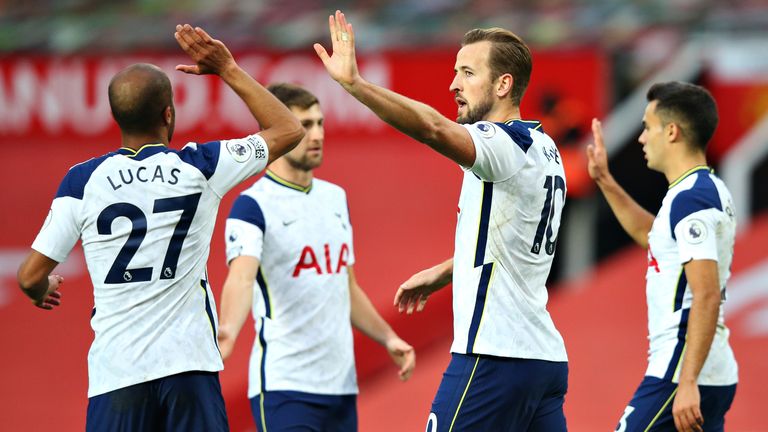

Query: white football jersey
[225,172,357,397]
[451,120,568,362]
[31,136,269,397]
[645,166,738,385]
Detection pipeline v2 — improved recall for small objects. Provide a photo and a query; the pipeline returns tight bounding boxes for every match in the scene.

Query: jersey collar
[117,143,169,160]
[668,165,712,189]
[504,119,544,132]
[265,170,313,194]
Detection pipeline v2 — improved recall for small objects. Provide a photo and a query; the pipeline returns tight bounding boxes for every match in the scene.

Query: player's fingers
[393,287,406,308]
[329,14,338,42]
[177,25,202,55]
[396,291,414,313]
[416,297,428,312]
[313,44,330,63]
[186,26,207,49]
[680,409,696,432]
[406,297,417,314]
[195,27,214,44]
[591,118,605,150]
[334,10,344,41]
[348,23,356,46]
[339,11,350,42]
[694,408,704,430]
[175,64,200,75]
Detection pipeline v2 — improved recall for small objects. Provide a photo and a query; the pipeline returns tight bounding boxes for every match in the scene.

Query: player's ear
[163,106,173,126]
[496,73,513,99]
[666,122,682,143]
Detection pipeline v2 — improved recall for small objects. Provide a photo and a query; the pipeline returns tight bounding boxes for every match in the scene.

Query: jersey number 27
[97,193,202,284]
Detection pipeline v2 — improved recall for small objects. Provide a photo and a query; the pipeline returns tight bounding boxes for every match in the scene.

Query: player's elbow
[270,123,305,160]
[693,285,721,307]
[284,122,305,151]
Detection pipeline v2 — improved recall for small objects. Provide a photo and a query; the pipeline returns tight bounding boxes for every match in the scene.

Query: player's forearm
[17,252,54,302]
[430,259,454,289]
[595,175,654,248]
[679,261,721,384]
[218,65,304,160]
[17,273,49,303]
[678,289,719,385]
[345,78,473,165]
[218,277,253,341]
[350,283,397,346]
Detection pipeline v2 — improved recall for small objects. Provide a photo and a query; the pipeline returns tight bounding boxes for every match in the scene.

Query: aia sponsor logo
[293,243,350,277]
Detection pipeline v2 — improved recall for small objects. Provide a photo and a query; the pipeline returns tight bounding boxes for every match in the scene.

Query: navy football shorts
[426,353,568,432]
[250,390,357,432]
[86,371,228,432]
[615,376,736,432]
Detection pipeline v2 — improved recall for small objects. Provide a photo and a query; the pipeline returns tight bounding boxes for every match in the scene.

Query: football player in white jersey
[16,25,304,431]
[587,82,738,432]
[217,83,416,432]
[316,11,569,431]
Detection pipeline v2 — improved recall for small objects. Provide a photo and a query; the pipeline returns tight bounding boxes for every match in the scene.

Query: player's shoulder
[669,169,725,227]
[498,119,549,149]
[56,151,121,199]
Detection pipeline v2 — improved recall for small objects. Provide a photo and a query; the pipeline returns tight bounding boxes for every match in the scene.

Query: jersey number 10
[97,193,202,284]
[531,175,565,255]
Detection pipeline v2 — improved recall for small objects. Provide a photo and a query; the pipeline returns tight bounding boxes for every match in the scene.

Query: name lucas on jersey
[107,166,181,190]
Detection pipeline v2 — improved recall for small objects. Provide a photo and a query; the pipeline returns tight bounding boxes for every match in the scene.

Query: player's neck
[663,150,708,184]
[484,103,521,123]
[268,163,314,188]
[121,133,169,151]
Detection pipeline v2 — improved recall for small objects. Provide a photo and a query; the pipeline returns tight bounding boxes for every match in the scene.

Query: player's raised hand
[34,275,63,310]
[586,118,612,183]
[314,10,360,90]
[174,24,236,76]
[385,336,416,381]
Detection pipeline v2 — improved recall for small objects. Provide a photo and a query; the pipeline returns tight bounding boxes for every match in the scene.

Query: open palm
[314,10,360,90]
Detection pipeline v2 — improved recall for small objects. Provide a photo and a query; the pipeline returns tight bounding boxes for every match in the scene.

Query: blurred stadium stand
[1,1,767,431]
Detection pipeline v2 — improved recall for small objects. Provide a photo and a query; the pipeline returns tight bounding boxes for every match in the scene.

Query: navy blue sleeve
[177,141,221,180]
[228,194,266,233]
[669,176,722,240]
[55,154,113,200]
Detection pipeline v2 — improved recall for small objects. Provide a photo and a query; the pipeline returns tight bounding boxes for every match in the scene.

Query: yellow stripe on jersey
[119,143,166,158]
[259,392,269,432]
[266,170,313,193]
[449,356,481,432]
[672,342,688,381]
[643,387,678,432]
[470,262,497,353]
[667,165,712,189]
